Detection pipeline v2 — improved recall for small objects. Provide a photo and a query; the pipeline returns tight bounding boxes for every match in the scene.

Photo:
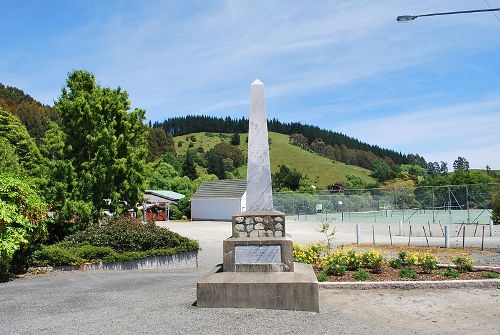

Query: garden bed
[293,242,500,284]
[313,264,500,282]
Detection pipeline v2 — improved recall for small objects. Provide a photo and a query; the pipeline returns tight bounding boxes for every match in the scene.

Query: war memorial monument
[196,80,319,312]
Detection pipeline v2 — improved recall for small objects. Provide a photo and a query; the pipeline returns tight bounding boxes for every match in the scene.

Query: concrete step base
[196,262,319,312]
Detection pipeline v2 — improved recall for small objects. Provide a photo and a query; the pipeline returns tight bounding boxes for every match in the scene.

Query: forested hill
[153,115,426,167]
[0,83,57,143]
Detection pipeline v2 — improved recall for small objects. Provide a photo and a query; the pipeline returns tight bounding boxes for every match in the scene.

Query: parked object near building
[138,190,185,221]
[191,179,247,221]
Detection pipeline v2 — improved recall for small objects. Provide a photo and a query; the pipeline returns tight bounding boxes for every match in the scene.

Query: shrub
[31,244,196,267]
[441,267,460,278]
[452,255,473,272]
[419,253,437,273]
[345,249,362,271]
[398,251,419,266]
[61,217,198,252]
[0,174,47,278]
[322,257,347,276]
[482,272,500,279]
[32,244,80,266]
[389,259,403,269]
[352,269,370,281]
[399,267,417,279]
[316,272,329,282]
[293,243,324,265]
[361,249,384,273]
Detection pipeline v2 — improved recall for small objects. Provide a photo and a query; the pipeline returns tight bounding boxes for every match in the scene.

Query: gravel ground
[1,220,499,335]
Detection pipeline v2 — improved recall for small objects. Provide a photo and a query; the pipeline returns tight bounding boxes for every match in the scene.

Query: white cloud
[336,96,500,168]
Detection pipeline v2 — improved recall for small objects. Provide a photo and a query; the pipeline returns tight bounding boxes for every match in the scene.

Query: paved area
[1,220,499,335]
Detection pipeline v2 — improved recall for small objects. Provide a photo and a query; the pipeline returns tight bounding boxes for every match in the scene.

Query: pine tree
[182,149,198,180]
[230,132,240,145]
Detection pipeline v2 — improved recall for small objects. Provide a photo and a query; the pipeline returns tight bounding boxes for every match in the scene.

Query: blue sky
[1,0,500,168]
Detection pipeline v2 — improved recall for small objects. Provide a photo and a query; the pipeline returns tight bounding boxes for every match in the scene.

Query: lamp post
[397,7,500,22]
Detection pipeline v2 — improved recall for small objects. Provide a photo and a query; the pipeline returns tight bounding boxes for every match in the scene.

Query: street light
[397,7,500,22]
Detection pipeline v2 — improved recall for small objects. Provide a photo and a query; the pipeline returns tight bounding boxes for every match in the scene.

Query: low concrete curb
[42,251,198,272]
[319,279,500,289]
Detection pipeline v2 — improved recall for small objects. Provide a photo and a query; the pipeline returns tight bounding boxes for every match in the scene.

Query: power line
[484,0,500,23]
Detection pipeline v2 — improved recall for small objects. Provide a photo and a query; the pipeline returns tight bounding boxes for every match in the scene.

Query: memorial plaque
[234,245,281,264]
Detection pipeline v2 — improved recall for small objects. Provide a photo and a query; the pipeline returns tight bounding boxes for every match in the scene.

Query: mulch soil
[314,264,500,282]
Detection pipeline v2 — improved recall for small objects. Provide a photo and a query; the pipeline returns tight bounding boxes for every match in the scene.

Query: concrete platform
[196,262,319,312]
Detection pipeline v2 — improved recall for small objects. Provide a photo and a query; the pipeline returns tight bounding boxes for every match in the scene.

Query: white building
[191,179,247,221]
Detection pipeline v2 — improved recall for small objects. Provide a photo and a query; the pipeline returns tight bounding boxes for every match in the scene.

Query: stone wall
[232,211,285,238]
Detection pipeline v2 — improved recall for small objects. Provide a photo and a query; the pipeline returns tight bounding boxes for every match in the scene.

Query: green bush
[452,255,473,272]
[399,267,417,279]
[482,271,500,279]
[361,250,384,273]
[316,272,329,282]
[30,216,199,267]
[389,259,403,269]
[441,267,460,278]
[419,253,437,273]
[323,257,347,276]
[0,173,47,279]
[352,269,370,281]
[31,244,196,267]
[61,217,198,252]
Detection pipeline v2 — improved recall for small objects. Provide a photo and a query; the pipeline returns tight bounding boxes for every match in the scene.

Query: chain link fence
[273,183,499,225]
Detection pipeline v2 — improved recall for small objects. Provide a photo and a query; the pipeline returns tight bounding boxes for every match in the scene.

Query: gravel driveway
[1,220,498,335]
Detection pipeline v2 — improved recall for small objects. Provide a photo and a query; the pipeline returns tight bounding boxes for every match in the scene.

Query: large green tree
[53,70,148,220]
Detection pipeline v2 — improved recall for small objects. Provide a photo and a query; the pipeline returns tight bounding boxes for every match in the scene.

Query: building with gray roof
[191,179,247,221]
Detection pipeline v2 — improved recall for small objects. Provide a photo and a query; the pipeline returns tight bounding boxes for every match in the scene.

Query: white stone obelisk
[246,79,274,212]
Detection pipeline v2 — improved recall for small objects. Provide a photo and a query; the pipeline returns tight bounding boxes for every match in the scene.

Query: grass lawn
[174,132,375,187]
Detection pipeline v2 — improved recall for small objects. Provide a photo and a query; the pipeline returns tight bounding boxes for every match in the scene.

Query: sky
[1,0,500,169]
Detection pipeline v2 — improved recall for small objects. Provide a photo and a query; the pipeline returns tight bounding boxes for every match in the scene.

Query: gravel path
[1,220,499,335]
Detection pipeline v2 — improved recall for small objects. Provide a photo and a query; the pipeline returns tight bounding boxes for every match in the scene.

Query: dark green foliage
[272,165,304,191]
[491,191,500,223]
[53,70,148,221]
[389,259,403,269]
[206,151,226,179]
[441,267,460,278]
[399,267,417,279]
[316,272,329,282]
[209,142,245,168]
[60,217,198,252]
[482,271,500,279]
[372,159,397,182]
[32,244,197,267]
[148,127,175,162]
[352,269,370,281]
[453,157,469,172]
[182,150,198,180]
[230,132,241,145]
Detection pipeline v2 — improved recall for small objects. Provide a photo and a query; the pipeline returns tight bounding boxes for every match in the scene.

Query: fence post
[490,220,494,237]
[356,224,361,244]
[399,220,403,236]
[444,225,449,248]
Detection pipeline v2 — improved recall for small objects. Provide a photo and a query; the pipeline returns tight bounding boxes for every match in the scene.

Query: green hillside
[174,132,375,187]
